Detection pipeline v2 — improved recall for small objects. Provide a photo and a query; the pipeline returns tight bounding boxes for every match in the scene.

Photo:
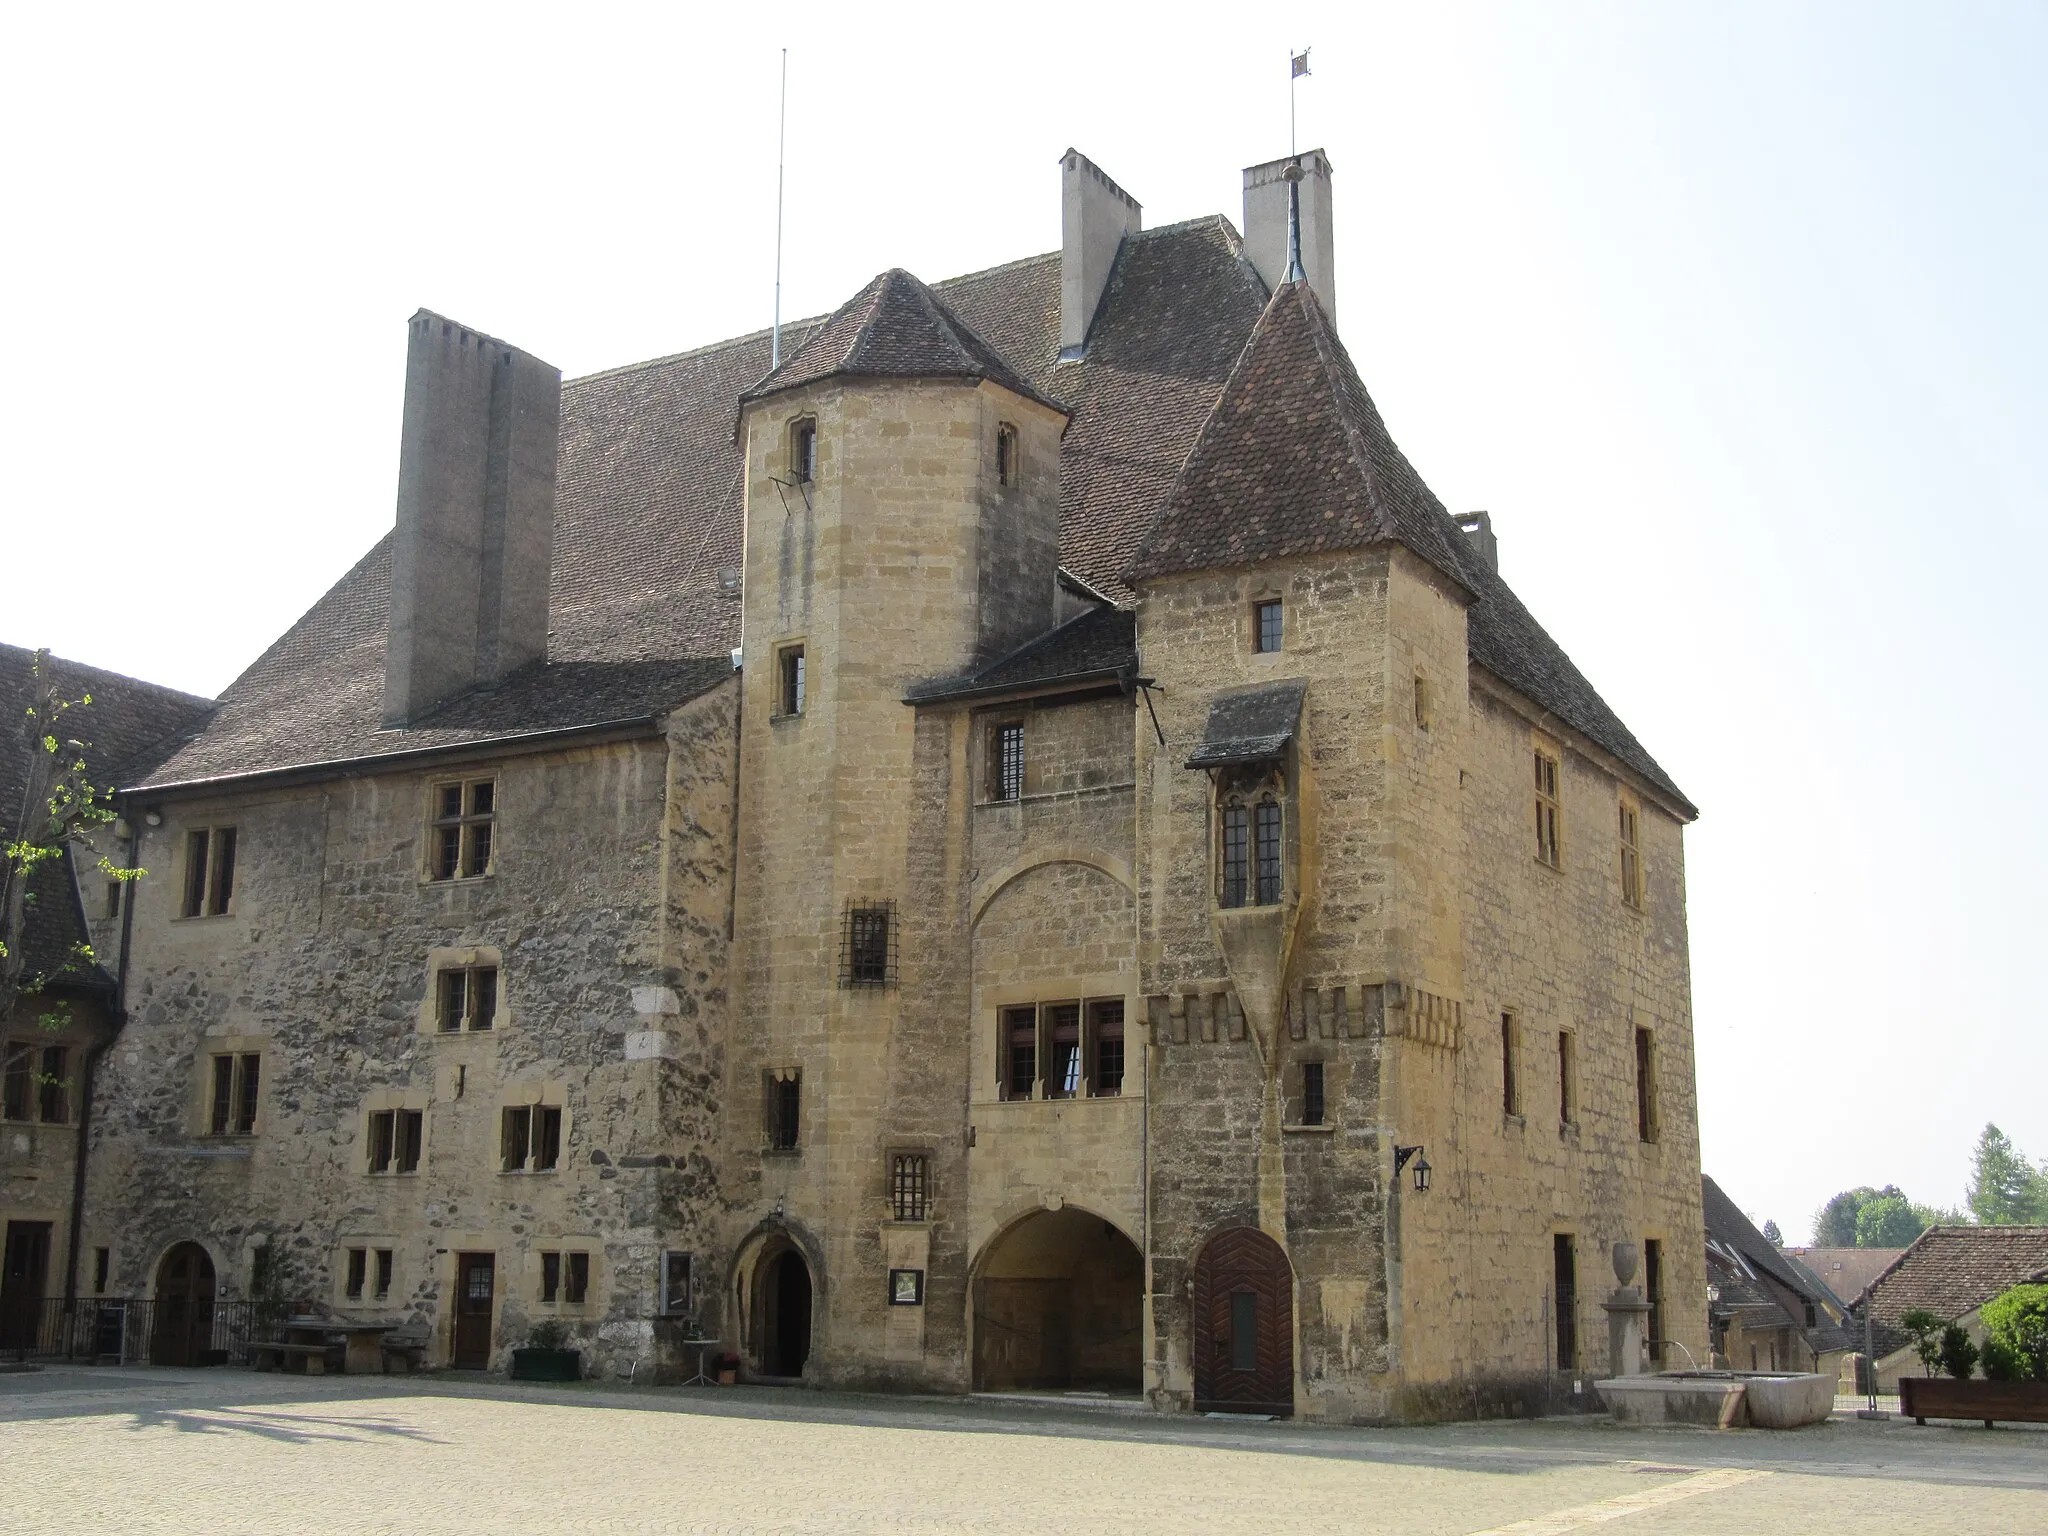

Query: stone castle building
[19,147,1706,1420]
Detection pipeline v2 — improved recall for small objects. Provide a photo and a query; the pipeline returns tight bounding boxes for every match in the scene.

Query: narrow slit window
[1502,1012,1521,1118]
[890,1153,930,1221]
[1535,751,1562,868]
[1554,1234,1578,1370]
[1618,799,1643,908]
[1220,802,1250,908]
[1253,798,1283,905]
[790,418,817,484]
[1043,1002,1081,1100]
[540,1250,561,1303]
[1558,1031,1576,1128]
[1634,1027,1657,1143]
[93,1248,110,1294]
[996,423,1018,487]
[1414,674,1432,730]
[1254,600,1283,653]
[1001,1007,1037,1101]
[990,722,1024,802]
[209,1053,234,1135]
[1301,1060,1325,1126]
[430,779,496,881]
[1087,1000,1125,1097]
[1644,1239,1665,1365]
[208,828,237,914]
[778,645,807,717]
[767,1071,801,1151]
[183,829,210,917]
[345,1248,367,1301]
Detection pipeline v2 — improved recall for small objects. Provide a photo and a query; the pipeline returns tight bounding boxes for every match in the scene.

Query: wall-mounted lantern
[1393,1145,1432,1193]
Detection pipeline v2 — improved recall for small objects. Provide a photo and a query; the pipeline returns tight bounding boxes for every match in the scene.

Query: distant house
[1858,1226,2048,1390]
[1703,1176,1855,1379]
[1785,1246,1903,1313]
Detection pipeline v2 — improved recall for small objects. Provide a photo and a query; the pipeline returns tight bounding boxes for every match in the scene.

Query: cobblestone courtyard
[1,1367,2042,1534]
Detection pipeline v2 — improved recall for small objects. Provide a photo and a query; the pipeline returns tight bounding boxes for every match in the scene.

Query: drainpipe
[63,820,138,1304]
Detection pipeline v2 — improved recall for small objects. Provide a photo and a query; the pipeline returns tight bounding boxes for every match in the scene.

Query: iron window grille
[766,1070,801,1151]
[990,722,1024,802]
[841,900,896,987]
[430,779,496,881]
[890,1153,930,1221]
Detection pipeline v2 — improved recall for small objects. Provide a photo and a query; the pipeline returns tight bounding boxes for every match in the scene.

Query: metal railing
[2,1297,262,1366]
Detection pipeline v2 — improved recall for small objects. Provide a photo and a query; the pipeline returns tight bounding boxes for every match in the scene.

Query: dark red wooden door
[149,1242,215,1366]
[453,1252,495,1368]
[1191,1226,1293,1415]
[0,1222,52,1351]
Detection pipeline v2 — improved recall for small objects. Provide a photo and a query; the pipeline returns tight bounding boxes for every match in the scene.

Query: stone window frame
[530,1241,601,1312]
[423,776,497,885]
[194,1035,268,1138]
[418,947,508,1037]
[995,421,1020,488]
[1633,1023,1661,1144]
[360,1088,430,1177]
[1251,595,1284,654]
[1,1037,74,1126]
[497,1082,569,1175]
[177,823,239,919]
[788,414,818,485]
[336,1239,398,1307]
[773,640,808,720]
[995,994,1129,1102]
[886,1148,934,1223]
[1617,791,1644,910]
[1215,766,1287,910]
[764,1066,801,1153]
[1533,738,1564,871]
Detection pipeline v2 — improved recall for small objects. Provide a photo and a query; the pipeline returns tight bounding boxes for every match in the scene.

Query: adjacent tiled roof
[1186,680,1307,769]
[1787,1247,1904,1307]
[1125,279,1474,592]
[1703,1175,1856,1355]
[1126,278,1692,815]
[1861,1225,2048,1357]
[129,211,1687,817]
[906,607,1136,704]
[740,268,1062,416]
[0,645,213,986]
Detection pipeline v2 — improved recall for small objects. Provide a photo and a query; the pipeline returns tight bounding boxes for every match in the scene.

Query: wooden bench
[253,1340,336,1375]
[380,1335,429,1374]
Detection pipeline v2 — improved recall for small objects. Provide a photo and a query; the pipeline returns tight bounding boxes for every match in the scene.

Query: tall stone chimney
[382,310,560,728]
[1059,149,1141,359]
[1455,511,1499,573]
[1243,149,1336,321]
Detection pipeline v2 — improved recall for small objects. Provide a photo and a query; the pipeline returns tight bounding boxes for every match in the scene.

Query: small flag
[1291,49,1311,78]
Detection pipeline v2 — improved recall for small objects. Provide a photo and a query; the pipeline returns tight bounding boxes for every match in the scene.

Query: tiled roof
[1703,1175,1856,1356]
[1186,680,1307,769]
[1862,1226,2048,1356]
[1787,1247,1904,1307]
[740,268,1060,416]
[128,213,1686,816]
[0,645,213,985]
[906,607,1136,704]
[1125,279,1474,592]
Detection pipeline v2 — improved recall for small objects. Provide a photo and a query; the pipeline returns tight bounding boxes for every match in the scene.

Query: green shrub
[525,1319,567,1351]
[1899,1307,1945,1376]
[1980,1337,2023,1381]
[1980,1283,2048,1381]
[1938,1323,1979,1380]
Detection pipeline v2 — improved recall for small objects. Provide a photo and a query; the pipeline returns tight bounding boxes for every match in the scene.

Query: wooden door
[150,1242,216,1366]
[0,1222,52,1352]
[1191,1227,1293,1415]
[452,1252,495,1369]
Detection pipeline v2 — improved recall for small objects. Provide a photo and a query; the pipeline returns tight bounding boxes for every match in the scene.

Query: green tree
[1937,1323,1979,1380]
[1980,1283,2048,1381]
[1966,1124,2046,1225]
[1761,1219,1783,1245]
[1,649,141,1024]
[1899,1308,1945,1378]
[1855,1192,1929,1248]
[1814,1187,1880,1247]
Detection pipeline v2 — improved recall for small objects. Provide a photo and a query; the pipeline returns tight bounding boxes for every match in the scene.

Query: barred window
[766,1069,801,1151]
[890,1153,930,1221]
[841,900,895,987]
[430,779,496,881]
[989,722,1024,802]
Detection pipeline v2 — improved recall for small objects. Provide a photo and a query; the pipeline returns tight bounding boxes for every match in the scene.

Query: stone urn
[1611,1241,1640,1288]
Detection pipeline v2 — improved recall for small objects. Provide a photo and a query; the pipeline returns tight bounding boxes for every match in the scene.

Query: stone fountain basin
[1596,1371,1832,1430]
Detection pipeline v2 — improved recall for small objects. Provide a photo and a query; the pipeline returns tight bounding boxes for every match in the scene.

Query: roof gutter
[902,667,1134,709]
[122,714,667,802]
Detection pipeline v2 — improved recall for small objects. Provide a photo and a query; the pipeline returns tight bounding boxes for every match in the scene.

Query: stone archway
[150,1242,216,1366]
[1191,1226,1294,1415]
[972,1207,1142,1393]
[750,1239,814,1380]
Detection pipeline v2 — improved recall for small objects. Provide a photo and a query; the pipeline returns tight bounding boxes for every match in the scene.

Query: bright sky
[8,3,2043,1242]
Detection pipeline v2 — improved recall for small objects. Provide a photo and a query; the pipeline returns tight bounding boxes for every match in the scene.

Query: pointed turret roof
[740,267,1063,415]
[1123,278,1471,590]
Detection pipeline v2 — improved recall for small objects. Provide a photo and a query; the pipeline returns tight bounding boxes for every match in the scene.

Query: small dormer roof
[739,268,1065,416]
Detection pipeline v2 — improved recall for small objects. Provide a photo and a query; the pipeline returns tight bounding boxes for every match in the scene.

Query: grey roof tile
[1186,680,1307,769]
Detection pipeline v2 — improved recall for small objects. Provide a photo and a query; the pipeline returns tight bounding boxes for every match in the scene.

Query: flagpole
[772,47,787,370]
[1290,50,1296,156]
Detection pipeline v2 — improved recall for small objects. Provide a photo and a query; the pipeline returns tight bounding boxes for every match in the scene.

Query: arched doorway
[1191,1226,1293,1416]
[973,1207,1142,1393]
[150,1243,217,1366]
[753,1243,813,1379]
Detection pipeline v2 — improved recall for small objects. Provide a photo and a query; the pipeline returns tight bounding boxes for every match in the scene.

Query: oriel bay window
[999,998,1126,1101]
[1220,788,1283,908]
[1188,680,1305,913]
